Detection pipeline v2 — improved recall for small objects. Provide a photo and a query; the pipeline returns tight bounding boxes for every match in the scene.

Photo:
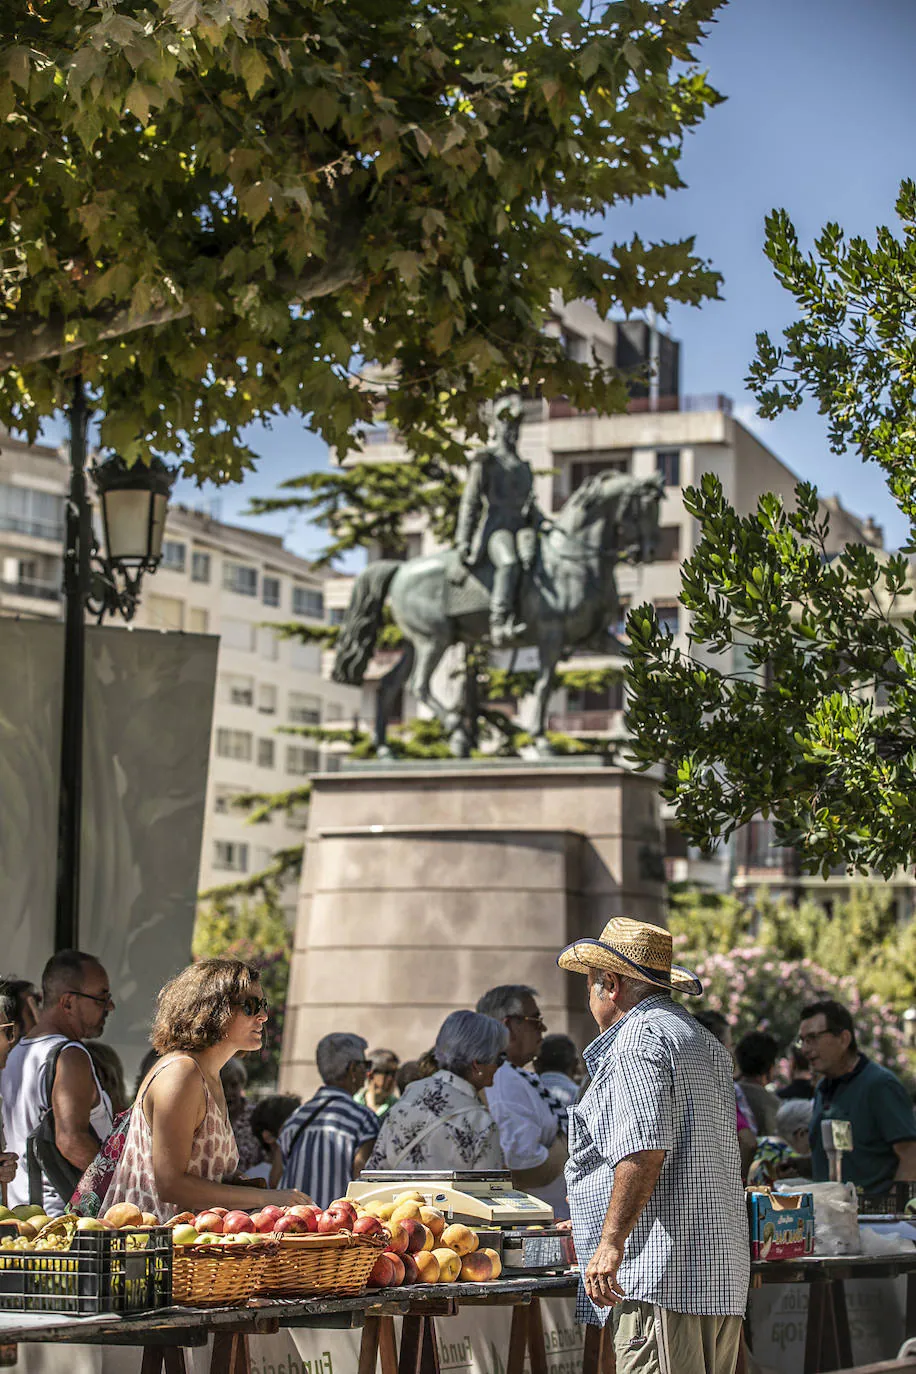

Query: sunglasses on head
[238,996,269,1017]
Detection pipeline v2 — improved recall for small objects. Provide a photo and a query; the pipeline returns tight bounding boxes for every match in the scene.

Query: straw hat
[557,916,703,997]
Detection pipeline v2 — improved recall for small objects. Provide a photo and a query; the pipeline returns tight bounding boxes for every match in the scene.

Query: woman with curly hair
[104,959,311,1217]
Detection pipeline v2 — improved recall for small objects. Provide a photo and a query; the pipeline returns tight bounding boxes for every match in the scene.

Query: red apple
[328,1198,357,1218]
[353,1215,385,1238]
[317,1211,343,1235]
[223,1211,257,1235]
[385,1251,405,1285]
[193,1211,224,1234]
[401,1253,419,1285]
[252,1211,279,1234]
[274,1213,309,1234]
[288,1206,319,1232]
[259,1205,284,1223]
[368,1253,396,1288]
[209,1208,228,1217]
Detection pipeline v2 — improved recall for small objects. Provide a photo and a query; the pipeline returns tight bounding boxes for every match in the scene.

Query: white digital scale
[346,1169,554,1227]
[347,1171,572,1272]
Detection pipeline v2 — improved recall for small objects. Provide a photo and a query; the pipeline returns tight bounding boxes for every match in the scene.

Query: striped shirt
[278,1086,379,1209]
[566,995,749,1323]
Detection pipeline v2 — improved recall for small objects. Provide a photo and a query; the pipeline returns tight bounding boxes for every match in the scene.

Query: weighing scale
[346,1171,573,1274]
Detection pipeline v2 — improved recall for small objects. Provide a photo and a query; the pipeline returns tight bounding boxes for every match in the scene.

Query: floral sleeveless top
[106,1055,239,1219]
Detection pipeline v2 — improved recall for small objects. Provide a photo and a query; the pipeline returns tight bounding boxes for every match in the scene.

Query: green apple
[12,1206,46,1222]
[77,1218,108,1232]
[171,1225,198,1246]
[195,1232,221,1245]
[0,1207,13,1222]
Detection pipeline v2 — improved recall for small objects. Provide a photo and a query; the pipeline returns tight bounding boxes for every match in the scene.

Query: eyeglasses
[238,996,269,1017]
[66,989,114,1009]
[509,1014,547,1032]
[795,1030,837,1051]
[351,1060,371,1073]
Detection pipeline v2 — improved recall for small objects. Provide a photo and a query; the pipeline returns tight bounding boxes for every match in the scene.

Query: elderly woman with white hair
[278,1032,380,1207]
[366,1011,508,1171]
[748,1096,814,1187]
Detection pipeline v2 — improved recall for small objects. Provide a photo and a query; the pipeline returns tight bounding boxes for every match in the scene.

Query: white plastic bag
[776,1181,860,1255]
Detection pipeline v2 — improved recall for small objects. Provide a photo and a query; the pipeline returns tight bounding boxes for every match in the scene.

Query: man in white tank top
[2,951,114,1216]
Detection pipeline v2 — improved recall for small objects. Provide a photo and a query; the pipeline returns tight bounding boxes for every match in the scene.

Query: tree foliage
[626,185,916,876]
[670,885,913,1081]
[1,0,722,482]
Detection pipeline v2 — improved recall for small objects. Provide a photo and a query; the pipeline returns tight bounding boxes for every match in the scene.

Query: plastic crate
[0,1225,173,1316]
[857,1182,916,1215]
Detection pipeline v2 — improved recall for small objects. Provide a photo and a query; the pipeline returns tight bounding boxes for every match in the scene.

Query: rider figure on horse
[454,393,545,649]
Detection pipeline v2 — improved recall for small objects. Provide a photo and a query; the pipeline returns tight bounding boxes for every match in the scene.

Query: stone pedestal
[279,761,665,1094]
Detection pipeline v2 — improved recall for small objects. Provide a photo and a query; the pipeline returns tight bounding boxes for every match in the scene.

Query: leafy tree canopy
[626,184,916,877]
[1,0,722,482]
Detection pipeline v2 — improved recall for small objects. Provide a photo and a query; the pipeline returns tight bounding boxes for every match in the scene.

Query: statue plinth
[279,762,666,1093]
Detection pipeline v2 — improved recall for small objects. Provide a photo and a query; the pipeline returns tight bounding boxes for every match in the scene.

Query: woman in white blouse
[366,1012,508,1171]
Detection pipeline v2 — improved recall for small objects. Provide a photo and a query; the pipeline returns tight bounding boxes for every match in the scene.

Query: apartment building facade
[126,507,360,908]
[0,431,68,618]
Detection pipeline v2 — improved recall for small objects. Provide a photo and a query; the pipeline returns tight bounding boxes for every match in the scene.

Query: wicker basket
[255,1233,384,1298]
[172,1242,277,1308]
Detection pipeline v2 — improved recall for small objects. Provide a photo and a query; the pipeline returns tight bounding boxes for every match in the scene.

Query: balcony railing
[1,578,61,602]
[548,394,733,420]
[0,514,65,541]
[547,710,620,733]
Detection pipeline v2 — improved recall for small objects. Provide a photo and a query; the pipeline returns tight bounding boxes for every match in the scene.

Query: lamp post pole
[55,376,91,953]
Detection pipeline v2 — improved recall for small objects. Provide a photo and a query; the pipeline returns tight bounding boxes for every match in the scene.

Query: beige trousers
[612,1301,743,1374]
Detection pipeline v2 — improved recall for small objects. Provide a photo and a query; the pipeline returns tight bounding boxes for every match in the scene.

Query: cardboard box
[747,1190,815,1262]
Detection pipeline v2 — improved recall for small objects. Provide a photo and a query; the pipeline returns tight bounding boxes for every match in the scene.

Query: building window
[290,641,321,673]
[146,594,184,631]
[286,744,319,776]
[566,682,624,713]
[191,551,211,583]
[223,561,258,597]
[569,454,629,493]
[0,484,65,541]
[258,683,277,714]
[222,618,256,652]
[213,788,239,815]
[289,692,321,726]
[292,586,324,619]
[610,598,631,638]
[213,841,248,872]
[259,626,280,661]
[160,540,186,572]
[654,525,681,561]
[188,607,209,634]
[215,728,252,761]
[224,674,254,707]
[257,738,275,768]
[328,607,347,626]
[262,576,281,608]
[654,603,681,637]
[656,449,681,486]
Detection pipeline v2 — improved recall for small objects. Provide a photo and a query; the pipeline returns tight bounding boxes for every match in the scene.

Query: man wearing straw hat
[558,918,749,1374]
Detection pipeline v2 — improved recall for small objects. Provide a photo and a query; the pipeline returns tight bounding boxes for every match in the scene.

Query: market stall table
[0,1273,584,1374]
[750,1253,916,1373]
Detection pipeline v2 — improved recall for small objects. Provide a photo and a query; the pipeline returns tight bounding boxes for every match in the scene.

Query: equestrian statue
[332,394,663,757]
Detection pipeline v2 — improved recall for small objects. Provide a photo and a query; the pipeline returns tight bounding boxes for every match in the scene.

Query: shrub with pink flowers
[683,942,909,1078]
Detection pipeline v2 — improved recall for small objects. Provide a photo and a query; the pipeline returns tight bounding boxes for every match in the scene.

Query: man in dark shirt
[801,999,916,1195]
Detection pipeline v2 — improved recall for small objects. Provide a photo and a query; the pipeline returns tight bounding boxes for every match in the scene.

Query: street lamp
[55,378,178,951]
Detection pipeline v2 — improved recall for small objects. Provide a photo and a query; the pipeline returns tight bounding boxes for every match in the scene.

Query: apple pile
[163,1190,503,1285]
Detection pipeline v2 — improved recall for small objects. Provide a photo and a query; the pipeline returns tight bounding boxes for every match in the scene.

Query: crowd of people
[1,929,916,1374]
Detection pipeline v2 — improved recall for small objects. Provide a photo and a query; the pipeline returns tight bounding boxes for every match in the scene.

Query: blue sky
[50,0,916,557]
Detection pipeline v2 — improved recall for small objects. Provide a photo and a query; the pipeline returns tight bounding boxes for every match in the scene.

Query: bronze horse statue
[332,470,663,756]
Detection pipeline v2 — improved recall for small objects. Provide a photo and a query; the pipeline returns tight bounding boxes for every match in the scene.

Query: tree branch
[0,257,362,372]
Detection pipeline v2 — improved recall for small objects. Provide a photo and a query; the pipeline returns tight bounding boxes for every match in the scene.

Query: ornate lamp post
[55,379,177,952]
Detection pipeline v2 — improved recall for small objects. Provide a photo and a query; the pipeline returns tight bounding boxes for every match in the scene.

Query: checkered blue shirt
[566,994,749,1322]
